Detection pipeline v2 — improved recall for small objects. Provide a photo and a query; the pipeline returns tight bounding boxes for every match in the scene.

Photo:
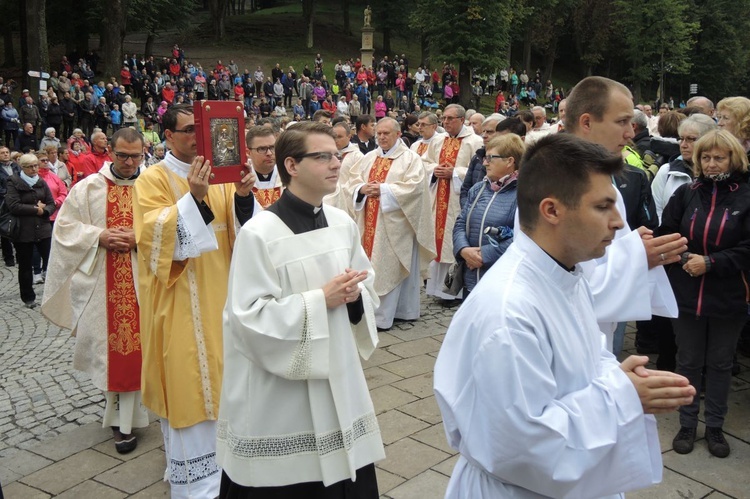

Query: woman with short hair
[658,129,750,458]
[4,153,55,308]
[453,134,524,296]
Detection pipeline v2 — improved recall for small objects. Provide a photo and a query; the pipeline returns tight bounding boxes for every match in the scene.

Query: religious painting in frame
[193,100,248,184]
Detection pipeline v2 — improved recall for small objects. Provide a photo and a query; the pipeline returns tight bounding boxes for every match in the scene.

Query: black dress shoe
[115,434,138,454]
[4,259,15,267]
[23,301,37,309]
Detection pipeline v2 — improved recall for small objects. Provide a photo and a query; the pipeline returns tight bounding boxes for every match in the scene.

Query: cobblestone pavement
[2,261,749,498]
[0,264,106,460]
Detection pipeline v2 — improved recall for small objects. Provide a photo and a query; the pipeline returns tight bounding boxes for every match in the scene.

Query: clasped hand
[99,227,136,252]
[323,269,368,309]
[621,355,695,414]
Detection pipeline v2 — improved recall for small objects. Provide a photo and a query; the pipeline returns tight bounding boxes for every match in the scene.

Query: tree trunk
[100,0,128,81]
[541,36,557,87]
[209,0,227,40]
[145,33,156,57]
[22,0,50,93]
[458,64,472,108]
[522,27,532,73]
[420,32,429,68]
[383,27,392,55]
[342,0,350,35]
[1,23,15,67]
[303,0,315,48]
[632,80,642,105]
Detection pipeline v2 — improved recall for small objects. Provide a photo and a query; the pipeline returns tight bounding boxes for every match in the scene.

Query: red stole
[105,179,141,392]
[362,156,394,259]
[435,136,462,261]
[252,186,282,208]
[416,142,428,156]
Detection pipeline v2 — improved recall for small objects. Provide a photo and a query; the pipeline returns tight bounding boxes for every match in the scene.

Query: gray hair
[418,111,438,125]
[445,104,466,118]
[632,109,649,131]
[678,113,718,138]
[377,117,400,133]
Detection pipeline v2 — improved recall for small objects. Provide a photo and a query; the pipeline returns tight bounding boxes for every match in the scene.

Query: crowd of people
[0,43,748,499]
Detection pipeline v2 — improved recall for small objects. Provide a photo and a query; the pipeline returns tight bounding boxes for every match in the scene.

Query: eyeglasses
[39,158,49,163]
[296,151,342,163]
[22,163,39,169]
[417,122,435,128]
[483,155,508,163]
[113,152,145,162]
[250,145,275,154]
[443,116,461,122]
[678,136,698,143]
[172,126,196,134]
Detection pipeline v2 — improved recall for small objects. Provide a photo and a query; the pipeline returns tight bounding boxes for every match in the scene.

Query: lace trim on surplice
[168,452,220,485]
[286,294,312,380]
[174,213,201,260]
[217,412,380,459]
[149,207,171,275]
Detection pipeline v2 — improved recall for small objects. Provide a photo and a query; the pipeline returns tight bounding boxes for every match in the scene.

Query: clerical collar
[266,189,327,235]
[542,249,576,272]
[256,170,273,182]
[163,151,191,178]
[110,163,140,181]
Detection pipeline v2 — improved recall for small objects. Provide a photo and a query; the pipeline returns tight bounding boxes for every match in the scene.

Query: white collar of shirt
[163,151,191,178]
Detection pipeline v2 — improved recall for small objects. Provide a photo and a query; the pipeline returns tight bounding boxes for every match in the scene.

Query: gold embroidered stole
[435,136,462,261]
[105,179,141,392]
[362,156,394,259]
[252,186,282,208]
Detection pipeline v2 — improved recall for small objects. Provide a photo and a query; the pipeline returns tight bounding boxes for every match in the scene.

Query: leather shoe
[672,426,696,454]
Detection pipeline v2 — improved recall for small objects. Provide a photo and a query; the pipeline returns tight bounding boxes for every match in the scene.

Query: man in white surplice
[562,76,688,350]
[346,117,435,330]
[434,133,696,499]
[218,122,384,496]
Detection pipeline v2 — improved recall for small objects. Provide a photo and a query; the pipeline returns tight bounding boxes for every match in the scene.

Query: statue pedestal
[360,26,375,68]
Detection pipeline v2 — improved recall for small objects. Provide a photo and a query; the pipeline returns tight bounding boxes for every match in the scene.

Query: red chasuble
[362,156,394,259]
[435,137,462,261]
[105,179,142,392]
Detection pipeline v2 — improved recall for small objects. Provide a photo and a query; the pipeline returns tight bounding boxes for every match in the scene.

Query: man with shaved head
[77,131,110,183]
[686,96,714,117]
[346,117,436,330]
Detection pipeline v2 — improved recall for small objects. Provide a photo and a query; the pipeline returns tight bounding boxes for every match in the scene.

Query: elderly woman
[716,96,750,153]
[39,127,61,151]
[453,134,524,296]
[66,128,89,153]
[658,130,750,458]
[652,113,717,221]
[4,153,55,308]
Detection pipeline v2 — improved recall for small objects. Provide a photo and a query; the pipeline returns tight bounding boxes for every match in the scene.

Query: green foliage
[690,0,750,100]
[412,0,514,72]
[129,0,198,35]
[612,0,699,87]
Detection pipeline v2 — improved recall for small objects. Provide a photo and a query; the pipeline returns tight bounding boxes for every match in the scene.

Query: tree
[209,0,228,40]
[128,0,197,56]
[100,0,130,81]
[612,0,698,103]
[571,0,614,77]
[689,0,750,101]
[0,0,20,67]
[20,0,50,91]
[302,0,315,48]
[413,0,514,106]
[373,0,412,56]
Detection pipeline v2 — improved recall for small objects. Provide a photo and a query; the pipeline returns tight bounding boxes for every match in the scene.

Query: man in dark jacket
[15,123,38,153]
[60,91,77,140]
[632,109,651,157]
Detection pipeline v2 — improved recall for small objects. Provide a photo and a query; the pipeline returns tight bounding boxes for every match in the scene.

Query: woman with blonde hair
[716,96,750,152]
[658,129,750,458]
[4,153,55,308]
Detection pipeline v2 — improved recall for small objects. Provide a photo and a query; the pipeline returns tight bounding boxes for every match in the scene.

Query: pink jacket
[39,168,68,221]
[375,101,387,118]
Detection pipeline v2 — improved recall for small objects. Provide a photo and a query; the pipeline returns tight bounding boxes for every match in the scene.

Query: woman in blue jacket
[453,134,524,295]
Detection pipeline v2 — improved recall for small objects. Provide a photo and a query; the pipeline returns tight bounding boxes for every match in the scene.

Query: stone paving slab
[2,258,749,498]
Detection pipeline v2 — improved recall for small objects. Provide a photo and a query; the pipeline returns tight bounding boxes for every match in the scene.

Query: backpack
[623,145,658,182]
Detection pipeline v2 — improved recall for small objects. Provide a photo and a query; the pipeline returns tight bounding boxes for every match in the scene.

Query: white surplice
[217,206,385,487]
[434,229,662,499]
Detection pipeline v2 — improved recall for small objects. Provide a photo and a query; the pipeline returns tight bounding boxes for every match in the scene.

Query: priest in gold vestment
[133,104,259,499]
